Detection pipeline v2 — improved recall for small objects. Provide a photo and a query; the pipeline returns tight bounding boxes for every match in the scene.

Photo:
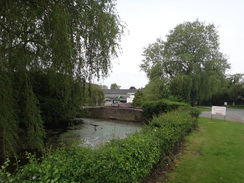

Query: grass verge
[226,105,244,109]
[161,117,244,183]
[196,106,211,112]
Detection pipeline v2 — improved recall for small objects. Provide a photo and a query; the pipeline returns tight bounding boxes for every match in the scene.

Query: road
[200,108,244,123]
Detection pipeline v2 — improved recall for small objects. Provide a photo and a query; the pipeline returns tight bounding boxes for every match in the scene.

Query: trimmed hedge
[1,109,199,183]
[142,99,190,121]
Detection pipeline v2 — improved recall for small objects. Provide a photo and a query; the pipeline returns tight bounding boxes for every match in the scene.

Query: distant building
[126,93,135,103]
[102,89,137,103]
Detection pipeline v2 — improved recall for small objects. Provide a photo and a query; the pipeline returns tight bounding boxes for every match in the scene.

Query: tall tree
[202,74,244,105]
[141,20,230,105]
[0,0,124,156]
[227,74,244,105]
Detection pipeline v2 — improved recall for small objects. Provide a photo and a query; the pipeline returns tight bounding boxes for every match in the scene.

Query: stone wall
[84,106,144,122]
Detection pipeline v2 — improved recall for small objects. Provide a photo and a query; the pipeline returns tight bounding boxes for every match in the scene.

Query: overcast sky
[97,0,244,89]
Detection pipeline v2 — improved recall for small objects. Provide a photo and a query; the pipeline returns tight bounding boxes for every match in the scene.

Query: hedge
[142,99,190,121]
[0,108,199,183]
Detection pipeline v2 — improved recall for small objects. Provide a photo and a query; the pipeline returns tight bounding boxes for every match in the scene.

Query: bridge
[83,106,144,122]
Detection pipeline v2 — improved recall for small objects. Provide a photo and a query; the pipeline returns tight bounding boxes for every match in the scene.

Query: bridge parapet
[84,106,144,122]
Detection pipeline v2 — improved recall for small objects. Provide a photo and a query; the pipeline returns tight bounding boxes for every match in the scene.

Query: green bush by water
[0,108,199,183]
[142,99,190,121]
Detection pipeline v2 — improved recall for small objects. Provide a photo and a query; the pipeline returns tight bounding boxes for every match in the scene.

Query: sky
[97,0,244,89]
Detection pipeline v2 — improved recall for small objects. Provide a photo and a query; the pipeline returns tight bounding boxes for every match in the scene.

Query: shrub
[187,107,201,119]
[142,99,189,121]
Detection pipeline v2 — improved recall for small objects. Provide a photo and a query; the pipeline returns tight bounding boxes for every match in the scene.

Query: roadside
[200,108,244,123]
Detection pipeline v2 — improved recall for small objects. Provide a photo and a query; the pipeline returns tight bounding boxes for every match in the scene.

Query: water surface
[46,118,143,148]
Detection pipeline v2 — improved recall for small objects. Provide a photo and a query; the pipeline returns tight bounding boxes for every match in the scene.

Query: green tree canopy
[0,0,124,156]
[110,83,121,89]
[141,20,230,105]
[170,75,192,103]
[143,78,170,101]
[132,89,144,107]
[228,83,244,104]
[227,74,244,104]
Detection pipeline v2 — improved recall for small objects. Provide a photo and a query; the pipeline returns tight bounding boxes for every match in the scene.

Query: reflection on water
[46,118,143,148]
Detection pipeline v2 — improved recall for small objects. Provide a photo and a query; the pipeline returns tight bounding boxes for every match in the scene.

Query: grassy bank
[162,117,244,183]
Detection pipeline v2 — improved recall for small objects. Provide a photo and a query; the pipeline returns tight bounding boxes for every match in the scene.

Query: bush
[142,99,189,121]
[1,109,198,183]
[187,107,201,119]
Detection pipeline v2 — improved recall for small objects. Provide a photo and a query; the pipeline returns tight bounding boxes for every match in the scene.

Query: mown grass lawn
[164,117,244,183]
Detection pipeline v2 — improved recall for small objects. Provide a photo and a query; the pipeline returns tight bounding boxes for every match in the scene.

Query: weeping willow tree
[0,0,124,156]
[141,20,230,106]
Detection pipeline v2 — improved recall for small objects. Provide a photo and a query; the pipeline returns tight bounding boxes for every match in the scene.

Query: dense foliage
[142,100,190,121]
[30,72,82,128]
[0,0,124,156]
[227,74,244,105]
[141,20,230,105]
[0,109,199,183]
[132,89,144,107]
[83,83,105,106]
[30,72,104,128]
[143,77,171,101]
[202,73,244,105]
